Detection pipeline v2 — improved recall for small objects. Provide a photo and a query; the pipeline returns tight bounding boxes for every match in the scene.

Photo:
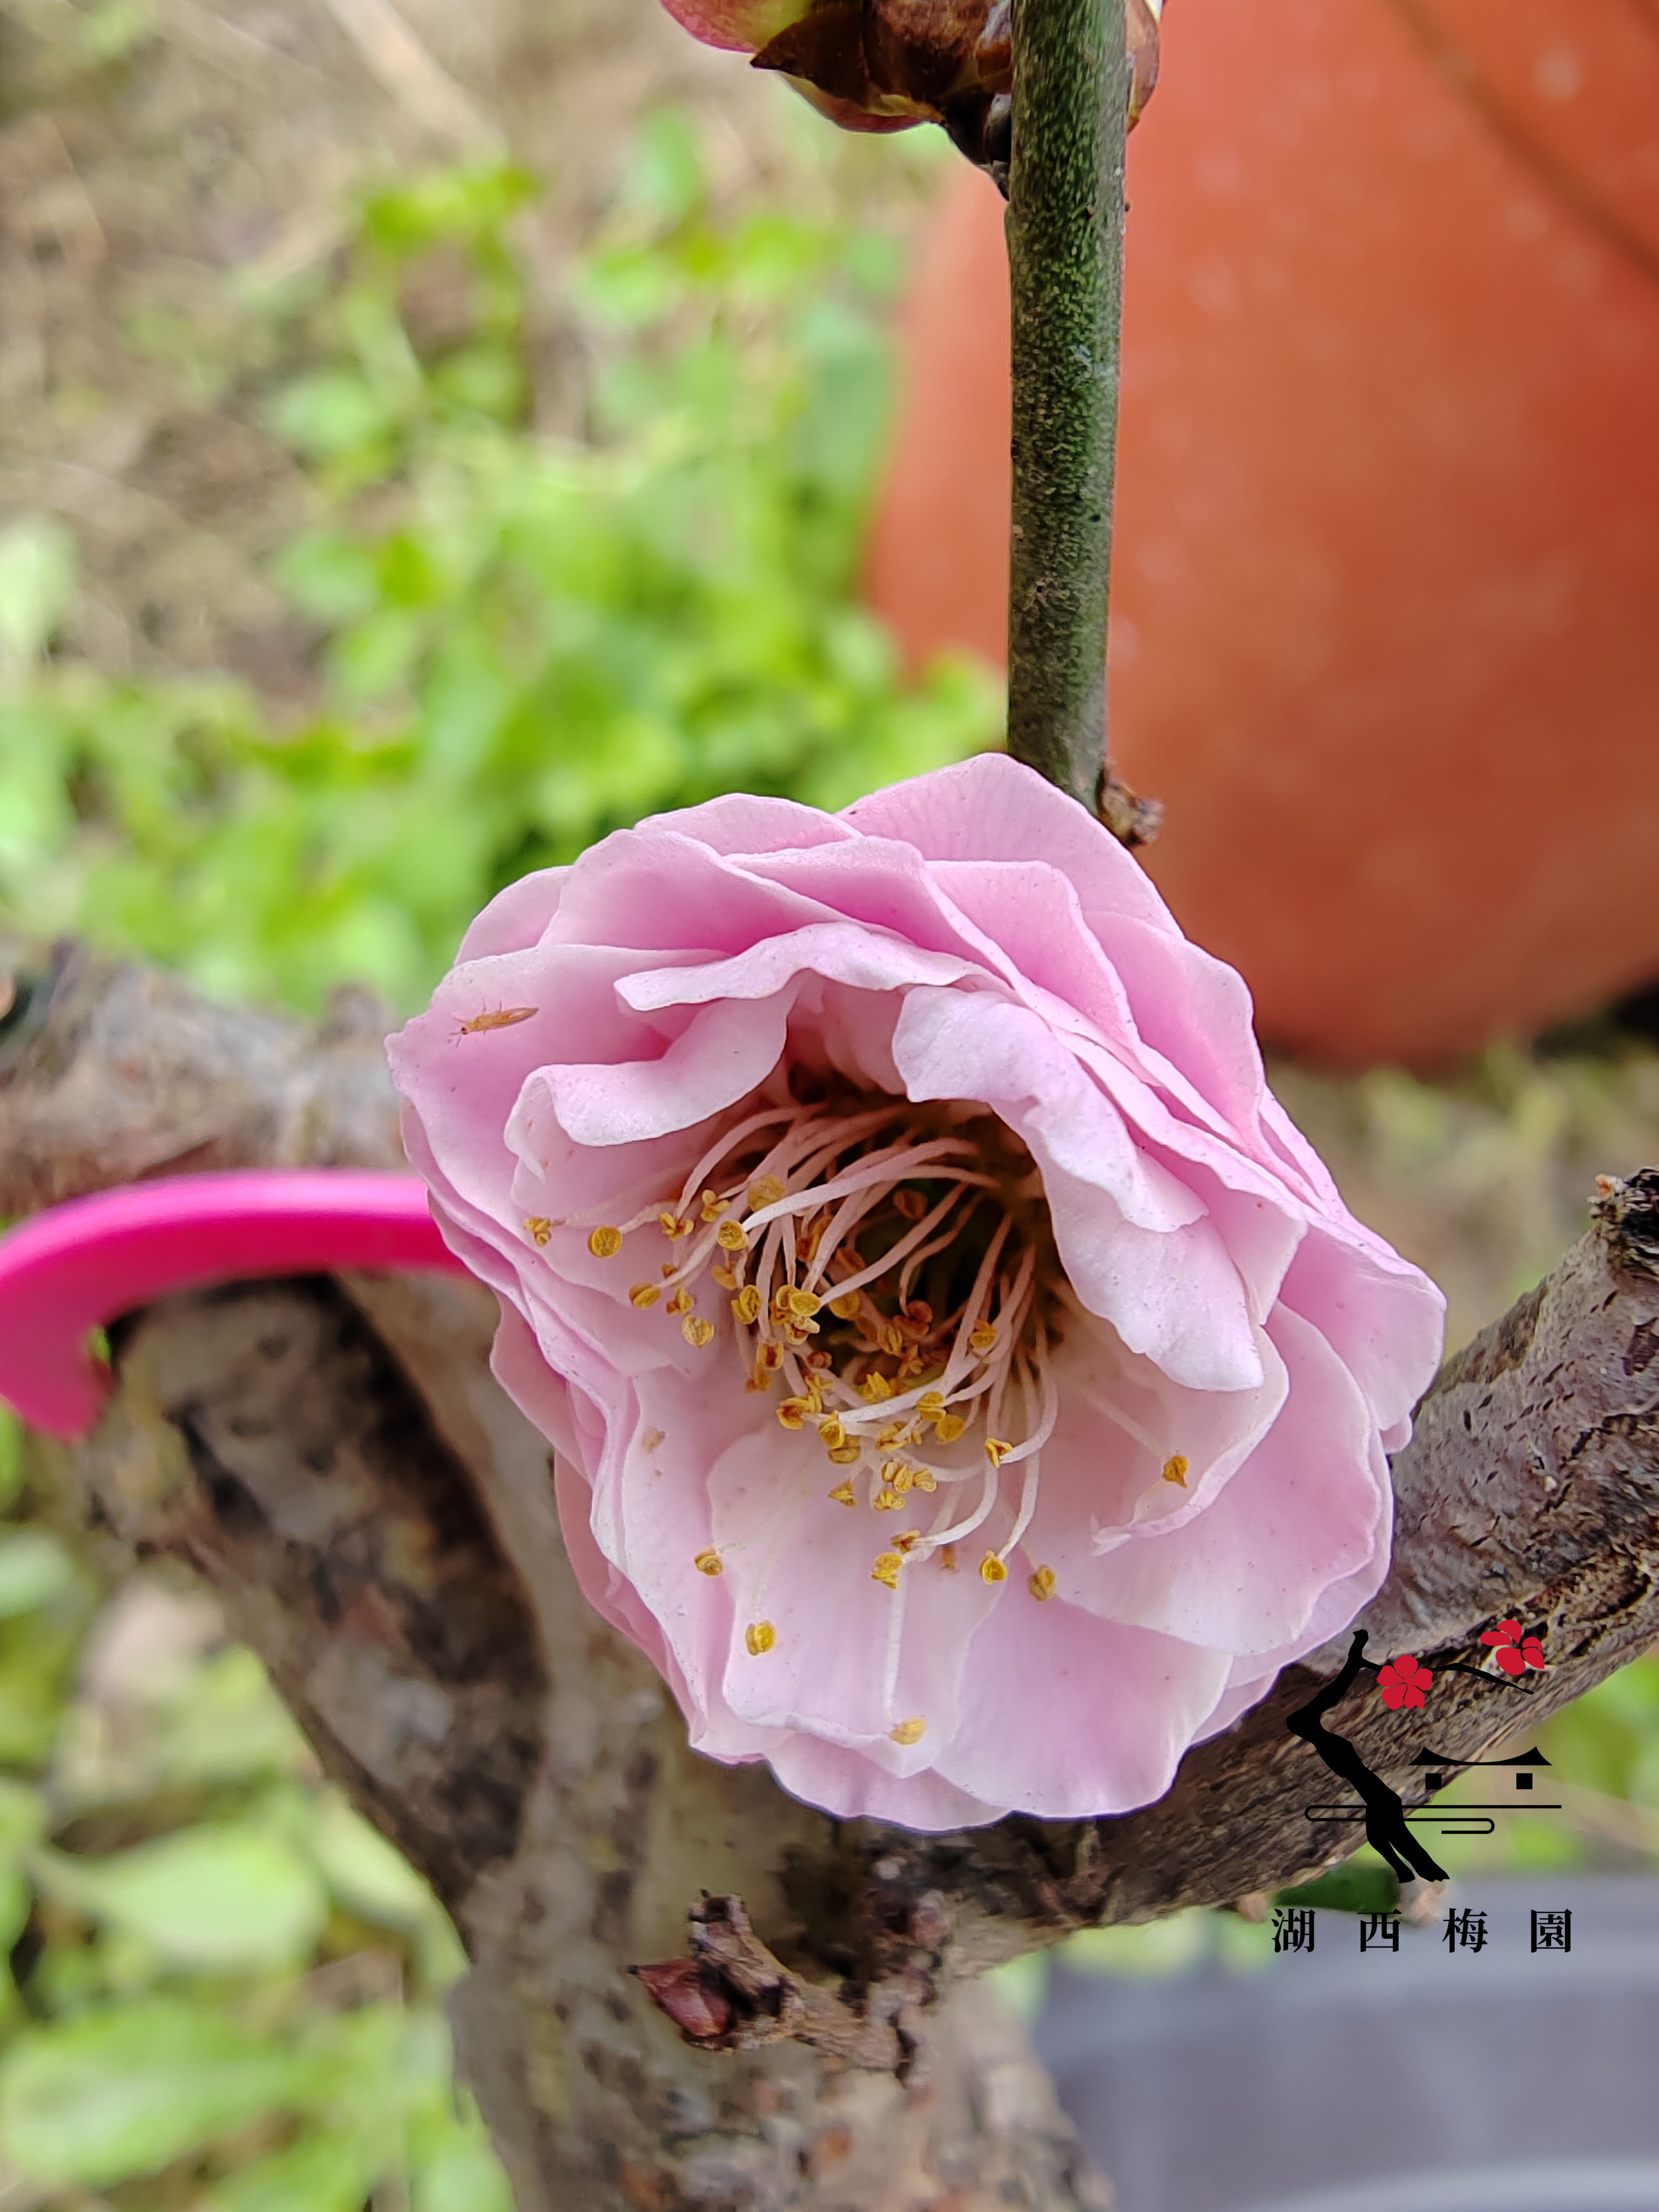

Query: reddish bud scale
[658,0,1162,156]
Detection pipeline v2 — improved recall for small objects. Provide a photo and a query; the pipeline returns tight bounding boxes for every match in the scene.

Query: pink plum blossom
[388,754,1445,1831]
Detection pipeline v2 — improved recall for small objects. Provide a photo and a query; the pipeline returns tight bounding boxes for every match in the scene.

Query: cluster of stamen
[548,1092,1075,1743]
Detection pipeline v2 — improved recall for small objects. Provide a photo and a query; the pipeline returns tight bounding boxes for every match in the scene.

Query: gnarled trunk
[10,938,1659,2207]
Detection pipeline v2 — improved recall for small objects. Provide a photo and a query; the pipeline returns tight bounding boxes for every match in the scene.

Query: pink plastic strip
[0,1172,468,1439]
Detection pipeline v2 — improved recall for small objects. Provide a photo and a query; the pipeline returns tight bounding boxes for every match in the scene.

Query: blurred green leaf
[0,519,77,666]
[36,1824,329,1972]
[0,1530,76,1618]
[204,2125,381,2212]
[414,2128,517,2212]
[0,2001,311,2186]
[307,1790,440,1934]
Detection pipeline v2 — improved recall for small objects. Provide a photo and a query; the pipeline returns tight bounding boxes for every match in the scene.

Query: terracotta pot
[866,0,1659,1066]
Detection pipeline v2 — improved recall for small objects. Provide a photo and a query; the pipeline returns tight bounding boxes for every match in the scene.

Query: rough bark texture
[9,937,1659,2208]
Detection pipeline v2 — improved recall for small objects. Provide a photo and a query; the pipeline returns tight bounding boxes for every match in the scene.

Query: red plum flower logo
[1378,1655,1434,1710]
[1481,1620,1547,1676]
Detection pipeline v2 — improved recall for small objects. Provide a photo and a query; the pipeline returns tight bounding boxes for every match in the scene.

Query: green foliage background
[0,124,993,2209]
[0,107,1656,2212]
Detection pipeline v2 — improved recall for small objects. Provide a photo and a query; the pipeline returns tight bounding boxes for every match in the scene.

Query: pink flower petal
[389,758,1445,1827]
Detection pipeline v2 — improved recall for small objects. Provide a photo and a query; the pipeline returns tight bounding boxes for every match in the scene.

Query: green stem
[1004,0,1128,810]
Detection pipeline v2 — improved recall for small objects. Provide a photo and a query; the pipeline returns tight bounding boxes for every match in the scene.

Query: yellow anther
[694,1548,724,1577]
[893,1189,928,1221]
[700,1189,728,1222]
[985,1438,1014,1468]
[939,1545,959,1572]
[918,1391,946,1419]
[871,1552,903,1590]
[732,1286,763,1325]
[828,1481,858,1507]
[878,1324,905,1356]
[881,1459,913,1493]
[662,1262,677,1279]
[933,1414,966,1445]
[860,1371,894,1402]
[712,1264,738,1291]
[778,1398,813,1431]
[683,1316,715,1349]
[912,1467,938,1494]
[629,1283,662,1309]
[889,1716,926,1746]
[716,1219,748,1253]
[664,1289,692,1316]
[745,1621,777,1655]
[969,1321,998,1355]
[1162,1454,1190,1487]
[757,1341,784,1373]
[659,1212,692,1240]
[748,1175,787,1211]
[830,1291,862,1320]
[873,1487,905,1512]
[827,1443,861,1466]
[524,1216,553,1248]
[588,1225,624,1259]
[1028,1565,1057,1602]
[893,1529,923,1555]
[818,1415,847,1450]
[788,1288,821,1320]
[876,1422,908,1450]
[980,1554,1008,1584]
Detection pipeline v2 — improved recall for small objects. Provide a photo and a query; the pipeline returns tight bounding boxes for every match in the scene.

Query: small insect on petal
[457,1005,537,1034]
[745,1620,777,1655]
[889,1717,926,1746]
[589,1225,624,1259]
[1162,1454,1189,1487]
[524,1216,553,1248]
[694,1548,724,1576]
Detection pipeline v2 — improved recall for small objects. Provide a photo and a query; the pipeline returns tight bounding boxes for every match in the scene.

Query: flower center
[578,1088,1070,1618]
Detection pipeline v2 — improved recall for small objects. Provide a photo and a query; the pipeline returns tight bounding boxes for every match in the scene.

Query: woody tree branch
[1004,0,1128,815]
[8,940,1659,2208]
